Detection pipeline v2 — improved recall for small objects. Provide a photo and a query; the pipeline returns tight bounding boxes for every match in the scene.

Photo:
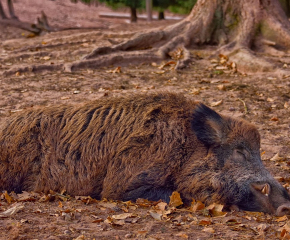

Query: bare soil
[0,0,290,239]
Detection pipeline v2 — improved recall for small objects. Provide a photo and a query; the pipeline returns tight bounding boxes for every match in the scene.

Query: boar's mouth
[235,182,290,216]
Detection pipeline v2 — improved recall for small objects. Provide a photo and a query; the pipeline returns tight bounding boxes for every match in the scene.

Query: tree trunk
[158,11,164,20]
[130,7,137,23]
[0,1,7,19]
[146,0,152,22]
[279,0,290,17]
[8,0,17,19]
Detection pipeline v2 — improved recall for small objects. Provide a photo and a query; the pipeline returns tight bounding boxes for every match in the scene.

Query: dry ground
[0,0,290,239]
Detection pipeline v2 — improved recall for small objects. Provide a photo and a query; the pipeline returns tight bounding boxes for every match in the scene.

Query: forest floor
[0,0,290,239]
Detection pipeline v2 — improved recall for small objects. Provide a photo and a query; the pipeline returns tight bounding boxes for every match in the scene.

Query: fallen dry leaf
[190,88,200,95]
[98,201,117,209]
[17,191,38,202]
[61,96,70,100]
[275,176,285,182]
[112,213,133,220]
[206,203,227,217]
[155,202,167,211]
[91,215,104,223]
[215,66,228,70]
[191,200,205,212]
[277,215,288,222]
[106,66,121,73]
[281,228,290,239]
[219,54,228,61]
[210,100,223,107]
[149,210,162,221]
[199,220,212,226]
[280,220,290,232]
[170,47,184,60]
[105,216,126,226]
[73,235,85,240]
[0,203,24,217]
[203,227,215,233]
[113,220,126,226]
[270,153,285,161]
[176,233,188,239]
[217,84,225,91]
[270,117,279,121]
[42,56,50,60]
[257,223,269,232]
[210,59,219,63]
[153,70,166,74]
[136,198,154,207]
[230,62,237,70]
[158,61,176,69]
[4,191,15,204]
[225,218,240,225]
[169,191,183,207]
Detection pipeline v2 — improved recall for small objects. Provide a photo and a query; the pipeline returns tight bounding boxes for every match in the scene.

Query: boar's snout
[276,204,290,217]
[248,182,290,216]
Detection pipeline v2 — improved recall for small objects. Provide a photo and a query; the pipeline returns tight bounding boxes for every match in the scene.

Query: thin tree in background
[98,0,143,22]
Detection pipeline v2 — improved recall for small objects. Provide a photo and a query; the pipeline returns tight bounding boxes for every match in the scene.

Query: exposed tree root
[4,0,290,74]
[64,0,290,73]
[228,48,274,72]
[3,64,64,77]
[65,49,163,72]
[10,39,99,54]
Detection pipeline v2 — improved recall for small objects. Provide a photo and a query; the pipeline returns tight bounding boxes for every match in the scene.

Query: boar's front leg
[101,167,175,203]
[122,185,173,203]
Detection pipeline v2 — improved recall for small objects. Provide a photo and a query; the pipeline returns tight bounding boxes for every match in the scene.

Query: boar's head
[190,103,290,216]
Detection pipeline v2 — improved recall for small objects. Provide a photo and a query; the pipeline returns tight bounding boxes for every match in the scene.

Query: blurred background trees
[70,0,290,22]
[70,0,198,22]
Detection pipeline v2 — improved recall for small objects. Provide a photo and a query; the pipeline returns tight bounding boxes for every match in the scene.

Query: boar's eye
[235,148,249,160]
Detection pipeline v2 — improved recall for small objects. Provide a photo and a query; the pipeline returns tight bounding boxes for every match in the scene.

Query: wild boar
[0,92,289,216]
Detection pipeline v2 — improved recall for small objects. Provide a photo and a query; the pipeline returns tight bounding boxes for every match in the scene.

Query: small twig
[238,98,248,114]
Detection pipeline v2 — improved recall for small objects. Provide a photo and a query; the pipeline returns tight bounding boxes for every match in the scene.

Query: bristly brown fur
[0,92,201,200]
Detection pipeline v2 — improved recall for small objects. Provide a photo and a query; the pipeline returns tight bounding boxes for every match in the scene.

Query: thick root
[175,48,191,70]
[67,49,165,72]
[83,30,165,60]
[228,48,274,72]
[3,64,63,76]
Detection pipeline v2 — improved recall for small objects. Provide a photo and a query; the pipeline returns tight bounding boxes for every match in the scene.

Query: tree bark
[279,0,290,17]
[146,0,152,22]
[8,0,17,19]
[0,1,7,19]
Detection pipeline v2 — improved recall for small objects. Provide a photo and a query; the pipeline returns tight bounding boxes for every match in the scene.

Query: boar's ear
[191,103,229,147]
